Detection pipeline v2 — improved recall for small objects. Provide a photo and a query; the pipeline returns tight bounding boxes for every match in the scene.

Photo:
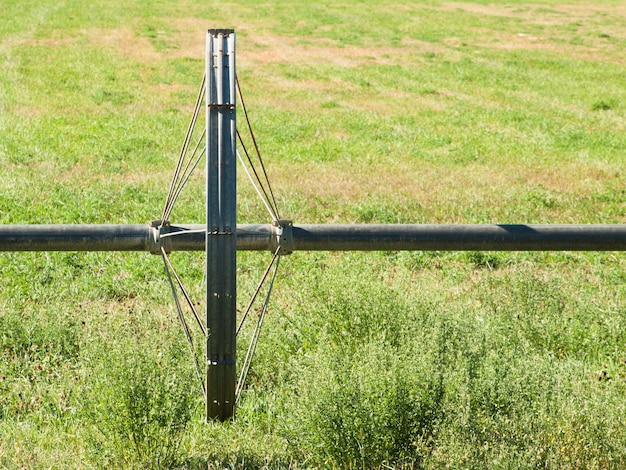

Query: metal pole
[205,29,237,421]
[2,224,626,253]
[287,224,626,252]
[0,224,152,252]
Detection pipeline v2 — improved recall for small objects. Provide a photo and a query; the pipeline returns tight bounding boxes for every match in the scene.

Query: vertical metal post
[206,29,236,421]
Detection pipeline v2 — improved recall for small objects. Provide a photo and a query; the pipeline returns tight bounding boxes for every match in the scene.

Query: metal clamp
[270,219,294,255]
[207,103,235,110]
[148,220,172,255]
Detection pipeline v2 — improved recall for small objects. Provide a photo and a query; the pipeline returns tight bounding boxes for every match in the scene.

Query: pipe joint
[270,220,294,255]
[148,220,172,255]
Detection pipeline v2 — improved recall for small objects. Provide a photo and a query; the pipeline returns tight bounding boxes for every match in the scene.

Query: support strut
[205,29,237,421]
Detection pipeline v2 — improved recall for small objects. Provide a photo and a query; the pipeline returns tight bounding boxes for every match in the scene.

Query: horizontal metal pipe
[0,224,152,252]
[1,223,625,252]
[291,224,626,251]
[0,224,274,253]
[160,224,272,252]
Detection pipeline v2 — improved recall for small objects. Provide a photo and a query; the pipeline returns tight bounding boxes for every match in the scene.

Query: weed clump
[591,98,617,111]
[284,342,444,469]
[86,347,198,469]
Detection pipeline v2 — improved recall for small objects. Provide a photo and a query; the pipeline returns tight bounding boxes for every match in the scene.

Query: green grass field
[1,1,625,468]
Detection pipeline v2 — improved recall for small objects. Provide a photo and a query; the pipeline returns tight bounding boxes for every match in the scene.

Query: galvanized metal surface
[288,224,626,252]
[3,223,626,253]
[0,224,151,252]
[205,29,237,421]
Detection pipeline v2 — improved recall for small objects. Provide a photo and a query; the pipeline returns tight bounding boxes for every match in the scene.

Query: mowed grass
[1,0,625,468]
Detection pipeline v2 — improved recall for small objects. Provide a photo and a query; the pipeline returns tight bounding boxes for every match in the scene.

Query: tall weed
[285,341,444,469]
[86,346,198,469]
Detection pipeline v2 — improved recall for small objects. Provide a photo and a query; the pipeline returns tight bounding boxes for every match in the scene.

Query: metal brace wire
[235,252,281,401]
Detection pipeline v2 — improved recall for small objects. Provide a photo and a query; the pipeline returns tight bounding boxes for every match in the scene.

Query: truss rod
[1,223,626,252]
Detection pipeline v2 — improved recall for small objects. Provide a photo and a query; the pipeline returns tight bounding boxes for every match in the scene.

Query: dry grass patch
[240,33,432,68]
[483,31,625,64]
[267,159,623,222]
[440,3,626,63]
[86,25,206,63]
[441,2,626,24]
